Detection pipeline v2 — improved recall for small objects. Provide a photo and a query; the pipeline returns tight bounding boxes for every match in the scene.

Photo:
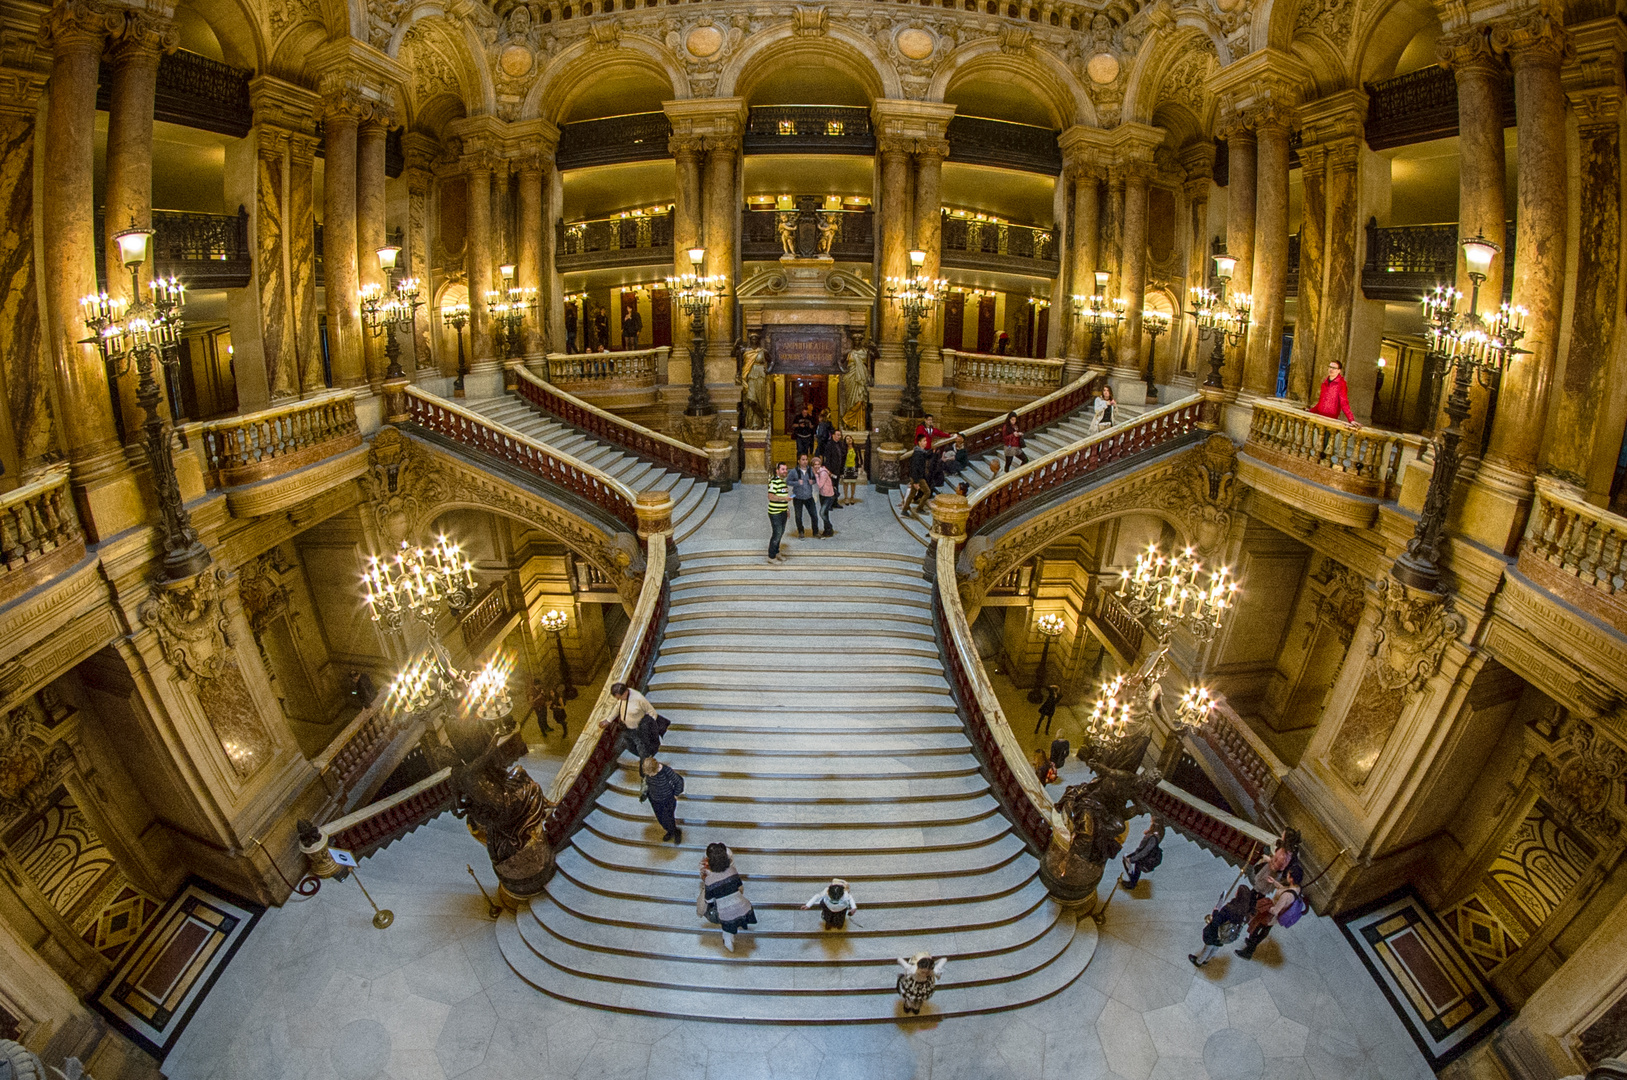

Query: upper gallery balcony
[1362,64,1515,151]
[940,213,1058,277]
[97,48,252,138]
[1275,220,1517,303]
[556,209,674,273]
[744,106,875,155]
[1237,401,1423,529]
[94,207,251,291]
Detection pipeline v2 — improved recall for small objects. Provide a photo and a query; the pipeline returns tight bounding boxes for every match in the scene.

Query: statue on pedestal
[735,331,770,430]
[775,213,796,256]
[444,725,555,898]
[1041,732,1159,902]
[838,329,875,432]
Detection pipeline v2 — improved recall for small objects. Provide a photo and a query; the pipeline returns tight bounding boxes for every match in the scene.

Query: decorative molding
[1527,720,1626,840]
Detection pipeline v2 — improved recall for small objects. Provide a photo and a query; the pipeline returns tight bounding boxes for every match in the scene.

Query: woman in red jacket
[1308,360,1359,427]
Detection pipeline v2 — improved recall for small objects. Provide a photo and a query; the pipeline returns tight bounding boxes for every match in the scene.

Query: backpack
[1276,890,1308,929]
[1141,845,1163,872]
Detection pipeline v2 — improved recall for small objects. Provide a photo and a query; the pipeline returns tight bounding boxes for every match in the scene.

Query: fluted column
[1436,29,1506,444]
[877,138,912,350]
[1223,119,1257,391]
[913,141,948,365]
[517,153,544,359]
[464,152,496,368]
[104,11,175,434]
[401,132,436,377]
[1117,168,1150,372]
[1546,31,1625,496]
[356,109,390,387]
[1243,104,1293,398]
[1483,13,1570,483]
[321,93,363,387]
[288,133,322,390]
[1068,165,1101,364]
[1288,143,1326,403]
[40,0,127,506]
[702,132,740,350]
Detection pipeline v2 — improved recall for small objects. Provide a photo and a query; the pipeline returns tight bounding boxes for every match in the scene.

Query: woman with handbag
[698,842,756,951]
[1001,413,1027,470]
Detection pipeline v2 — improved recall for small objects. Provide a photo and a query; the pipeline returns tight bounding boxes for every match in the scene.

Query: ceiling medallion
[895,27,935,60]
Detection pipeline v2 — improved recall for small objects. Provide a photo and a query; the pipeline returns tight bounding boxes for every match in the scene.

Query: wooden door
[977,295,996,352]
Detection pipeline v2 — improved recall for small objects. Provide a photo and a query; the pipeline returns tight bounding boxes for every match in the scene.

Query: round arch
[174,0,268,71]
[392,14,494,122]
[1120,24,1223,128]
[268,20,327,82]
[723,26,897,103]
[1351,0,1441,82]
[529,36,685,122]
[932,45,1092,128]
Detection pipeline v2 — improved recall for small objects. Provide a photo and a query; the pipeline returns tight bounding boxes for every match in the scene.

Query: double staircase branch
[947,368,1106,457]
[195,389,362,487]
[514,363,709,479]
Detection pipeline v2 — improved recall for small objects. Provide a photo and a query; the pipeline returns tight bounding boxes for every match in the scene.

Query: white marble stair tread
[662,597,940,619]
[659,617,936,640]
[670,570,931,593]
[579,803,1013,850]
[680,548,925,567]
[589,788,1004,830]
[602,767,991,802]
[657,635,941,656]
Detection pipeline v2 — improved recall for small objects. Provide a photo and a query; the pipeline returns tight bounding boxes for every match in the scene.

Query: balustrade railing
[94,207,251,290]
[947,116,1062,175]
[1144,781,1275,866]
[322,768,455,858]
[1092,587,1145,660]
[946,351,1064,394]
[940,215,1058,274]
[458,580,513,652]
[967,397,1205,535]
[97,48,252,138]
[513,364,708,479]
[744,106,875,153]
[1364,64,1514,151]
[1519,480,1627,637]
[556,112,673,169]
[545,348,665,391]
[0,467,85,610]
[1243,401,1413,501]
[741,207,874,262]
[1198,695,1289,813]
[1362,218,1516,301]
[955,369,1106,458]
[404,385,641,534]
[310,703,408,807]
[556,211,674,272]
[934,541,1065,854]
[545,541,668,845]
[198,390,361,486]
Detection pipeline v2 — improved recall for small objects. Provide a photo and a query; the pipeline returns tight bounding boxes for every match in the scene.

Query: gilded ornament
[895,27,935,59]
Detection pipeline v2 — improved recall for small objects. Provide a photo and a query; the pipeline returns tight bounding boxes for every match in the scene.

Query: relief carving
[0,696,75,826]
[1307,556,1366,647]
[1528,720,1627,840]
[1163,433,1238,556]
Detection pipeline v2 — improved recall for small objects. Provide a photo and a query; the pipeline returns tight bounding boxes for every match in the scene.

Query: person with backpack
[1048,735,1071,771]
[1190,884,1254,966]
[639,755,685,844]
[1237,864,1305,960]
[802,878,859,930]
[1032,748,1058,785]
[698,842,756,951]
[812,455,838,538]
[601,681,667,759]
[900,436,933,520]
[1121,819,1166,888]
[1001,412,1028,471]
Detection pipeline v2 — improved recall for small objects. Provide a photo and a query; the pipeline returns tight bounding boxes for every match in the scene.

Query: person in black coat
[1034,684,1060,734]
[1122,820,1166,888]
[791,404,817,458]
[900,436,932,519]
[640,755,684,843]
[1191,885,1254,966]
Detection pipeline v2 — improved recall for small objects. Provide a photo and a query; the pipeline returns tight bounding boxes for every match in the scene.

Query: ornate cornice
[39,0,119,55]
[107,10,177,65]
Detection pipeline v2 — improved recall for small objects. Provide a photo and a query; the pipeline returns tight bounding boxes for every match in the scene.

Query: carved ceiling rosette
[1528,719,1627,840]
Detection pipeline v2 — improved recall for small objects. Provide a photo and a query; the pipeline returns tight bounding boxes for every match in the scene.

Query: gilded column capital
[1068,161,1106,185]
[320,87,369,126]
[876,134,914,157]
[358,97,399,133]
[1215,106,1255,144]
[1296,141,1329,172]
[669,134,706,158]
[108,10,178,65]
[914,137,951,162]
[0,65,48,118]
[250,75,320,134]
[702,132,741,155]
[1491,10,1573,68]
[1298,89,1368,146]
[400,130,441,175]
[513,149,544,178]
[288,130,320,166]
[1245,99,1296,139]
[1436,27,1503,76]
[40,0,119,55]
[460,147,498,176]
[1568,84,1622,132]
[1324,135,1360,172]
[257,124,292,160]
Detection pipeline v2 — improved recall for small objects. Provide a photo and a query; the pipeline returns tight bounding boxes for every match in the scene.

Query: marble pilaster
[669,135,704,281]
[517,153,545,359]
[1069,167,1101,362]
[0,65,56,473]
[401,132,438,377]
[1117,169,1150,373]
[871,99,956,378]
[1177,143,1214,380]
[320,92,364,388]
[702,132,740,352]
[1320,138,1361,375]
[876,138,912,353]
[357,109,391,387]
[666,97,748,389]
[1222,120,1257,390]
[288,134,322,391]
[256,128,296,399]
[1101,171,1124,308]
[912,140,948,367]
[545,164,565,354]
[1243,103,1294,398]
[464,150,496,369]
[1287,144,1326,403]
[1546,27,1627,498]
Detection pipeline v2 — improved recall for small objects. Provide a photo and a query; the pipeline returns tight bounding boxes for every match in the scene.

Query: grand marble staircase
[464,394,720,542]
[495,543,1097,1021]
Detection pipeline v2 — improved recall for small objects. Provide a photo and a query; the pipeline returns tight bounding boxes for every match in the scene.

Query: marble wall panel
[0,111,57,471]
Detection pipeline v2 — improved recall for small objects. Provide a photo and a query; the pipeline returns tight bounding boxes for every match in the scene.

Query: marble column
[356,110,389,387]
[464,153,496,368]
[670,137,704,279]
[545,165,565,354]
[1320,138,1361,377]
[0,65,55,472]
[913,141,948,365]
[1069,166,1101,363]
[288,133,322,391]
[1117,169,1150,372]
[40,0,129,517]
[877,138,912,349]
[1436,29,1506,444]
[1178,143,1214,379]
[1046,175,1068,358]
[1546,48,1624,496]
[1483,13,1570,482]
[1101,172,1125,306]
[517,154,545,359]
[1288,143,1327,403]
[321,96,364,388]
[702,134,740,353]
[1223,121,1257,391]
[401,133,436,377]
[103,11,174,436]
[255,128,296,399]
[1243,105,1293,398]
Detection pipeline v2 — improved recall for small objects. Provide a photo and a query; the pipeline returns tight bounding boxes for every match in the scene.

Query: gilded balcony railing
[545,348,666,392]
[198,391,361,487]
[97,48,253,138]
[1363,64,1514,151]
[744,105,875,153]
[556,210,674,272]
[1519,479,1627,637]
[741,206,874,262]
[945,350,1065,396]
[556,112,673,169]
[1243,400,1412,500]
[940,215,1059,275]
[1092,587,1145,661]
[457,580,513,653]
[94,207,251,290]
[947,116,1062,175]
[0,467,85,610]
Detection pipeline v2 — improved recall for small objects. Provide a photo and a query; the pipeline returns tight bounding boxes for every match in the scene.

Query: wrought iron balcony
[744,106,875,155]
[97,48,252,138]
[1361,218,1515,301]
[741,206,874,262]
[94,206,251,290]
[556,112,673,170]
[1364,64,1515,151]
[947,116,1062,176]
[556,210,674,272]
[940,214,1058,276]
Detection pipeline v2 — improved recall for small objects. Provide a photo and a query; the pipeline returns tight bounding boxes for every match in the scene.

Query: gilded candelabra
[360,245,423,380]
[485,263,538,361]
[1189,254,1252,389]
[1140,308,1170,404]
[442,301,470,397]
[1071,271,1125,367]
[668,246,727,417]
[885,249,947,419]
[540,608,578,701]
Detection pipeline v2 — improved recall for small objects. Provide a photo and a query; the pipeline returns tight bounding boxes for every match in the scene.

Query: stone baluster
[321,87,364,388]
[1435,29,1506,445]
[1472,12,1572,550]
[40,0,143,541]
[357,103,392,387]
[1545,24,1626,499]
[0,49,54,474]
[401,132,437,377]
[1242,98,1295,400]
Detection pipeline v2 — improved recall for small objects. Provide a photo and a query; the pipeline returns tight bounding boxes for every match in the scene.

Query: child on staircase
[803,879,858,929]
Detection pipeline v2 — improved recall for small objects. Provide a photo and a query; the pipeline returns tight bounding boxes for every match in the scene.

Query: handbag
[696,885,709,918]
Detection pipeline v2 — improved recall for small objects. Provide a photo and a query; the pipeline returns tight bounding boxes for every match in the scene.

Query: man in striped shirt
[767,462,790,563]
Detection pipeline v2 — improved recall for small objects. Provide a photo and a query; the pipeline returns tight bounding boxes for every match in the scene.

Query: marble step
[607,758,984,787]
[659,611,934,636]
[577,803,1013,852]
[651,656,949,680]
[599,769,991,805]
[664,597,936,620]
[656,634,941,657]
[588,789,1004,830]
[680,549,924,569]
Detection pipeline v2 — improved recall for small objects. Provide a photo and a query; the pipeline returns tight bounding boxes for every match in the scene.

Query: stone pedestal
[740,429,770,484]
[705,439,734,491]
[635,489,675,544]
[875,442,907,490]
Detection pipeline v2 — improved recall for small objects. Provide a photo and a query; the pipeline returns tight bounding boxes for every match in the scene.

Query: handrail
[404,385,640,534]
[323,767,454,857]
[1519,478,1627,636]
[0,466,85,608]
[309,702,397,781]
[544,539,669,845]
[198,390,361,486]
[1243,400,1411,500]
[458,580,513,651]
[1198,694,1290,810]
[934,539,1069,854]
[952,367,1105,457]
[512,362,708,479]
[1145,780,1277,865]
[946,350,1066,394]
[966,395,1205,535]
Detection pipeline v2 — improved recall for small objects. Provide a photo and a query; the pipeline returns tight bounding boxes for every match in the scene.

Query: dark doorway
[786,377,827,432]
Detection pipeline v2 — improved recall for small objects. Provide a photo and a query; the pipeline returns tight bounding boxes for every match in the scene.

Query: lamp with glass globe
[1189,254,1252,389]
[884,249,947,419]
[1071,271,1126,367]
[668,247,727,417]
